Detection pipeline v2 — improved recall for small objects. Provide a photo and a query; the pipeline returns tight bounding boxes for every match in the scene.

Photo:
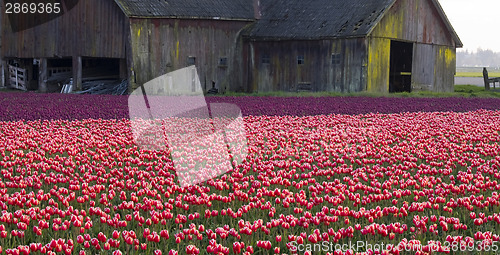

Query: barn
[244,0,462,93]
[1,0,130,92]
[1,0,461,94]
[0,0,255,93]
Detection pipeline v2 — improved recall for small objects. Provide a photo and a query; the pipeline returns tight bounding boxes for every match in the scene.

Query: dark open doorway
[389,41,413,93]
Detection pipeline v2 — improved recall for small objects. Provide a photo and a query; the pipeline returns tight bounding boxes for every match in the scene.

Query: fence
[8,65,27,91]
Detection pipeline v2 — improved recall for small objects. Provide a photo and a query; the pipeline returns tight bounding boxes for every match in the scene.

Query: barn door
[389,41,413,93]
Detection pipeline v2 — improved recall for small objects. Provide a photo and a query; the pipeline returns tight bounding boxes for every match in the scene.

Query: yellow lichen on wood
[176,41,180,60]
[444,47,454,66]
[331,41,340,54]
[367,38,390,93]
[371,6,404,39]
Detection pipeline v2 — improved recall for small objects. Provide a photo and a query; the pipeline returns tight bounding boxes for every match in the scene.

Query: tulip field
[0,93,500,255]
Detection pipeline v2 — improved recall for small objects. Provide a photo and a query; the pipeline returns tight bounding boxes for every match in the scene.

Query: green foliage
[455,72,500,78]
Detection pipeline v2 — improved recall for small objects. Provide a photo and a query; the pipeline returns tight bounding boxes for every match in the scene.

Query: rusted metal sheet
[1,0,127,58]
[128,18,251,92]
[246,38,367,93]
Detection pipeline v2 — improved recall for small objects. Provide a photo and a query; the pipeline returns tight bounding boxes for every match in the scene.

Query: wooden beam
[25,60,34,90]
[38,58,48,93]
[119,58,127,80]
[484,67,491,91]
[72,56,82,91]
[1,61,6,88]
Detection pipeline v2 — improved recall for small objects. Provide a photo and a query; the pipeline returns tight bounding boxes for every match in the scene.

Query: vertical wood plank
[0,61,6,88]
[72,56,82,91]
[38,58,48,93]
[2,0,127,59]
[119,58,127,79]
[412,43,434,91]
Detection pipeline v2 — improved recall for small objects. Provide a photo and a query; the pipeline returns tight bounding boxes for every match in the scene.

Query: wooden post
[1,61,6,88]
[25,60,34,90]
[483,67,490,91]
[119,58,127,80]
[38,58,48,93]
[72,56,82,91]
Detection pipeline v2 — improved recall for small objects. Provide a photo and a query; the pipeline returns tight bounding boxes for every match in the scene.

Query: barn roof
[113,0,462,47]
[114,0,255,20]
[245,0,462,46]
[245,0,395,39]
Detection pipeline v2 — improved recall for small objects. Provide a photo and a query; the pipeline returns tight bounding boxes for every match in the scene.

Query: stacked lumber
[48,67,127,95]
[76,79,128,95]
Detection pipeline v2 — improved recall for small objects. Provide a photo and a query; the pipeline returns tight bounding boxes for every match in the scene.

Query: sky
[438,0,500,53]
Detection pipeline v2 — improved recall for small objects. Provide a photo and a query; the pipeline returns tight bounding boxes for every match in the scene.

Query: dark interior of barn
[389,40,413,93]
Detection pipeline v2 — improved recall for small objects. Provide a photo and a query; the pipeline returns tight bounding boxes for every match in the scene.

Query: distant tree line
[457,49,500,67]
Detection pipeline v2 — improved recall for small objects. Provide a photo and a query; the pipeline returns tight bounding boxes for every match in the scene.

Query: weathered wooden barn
[1,0,255,93]
[1,0,461,93]
[244,0,462,93]
[1,0,129,92]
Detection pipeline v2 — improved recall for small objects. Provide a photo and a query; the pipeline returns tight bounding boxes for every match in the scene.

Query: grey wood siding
[368,0,458,93]
[412,43,435,91]
[128,18,251,92]
[411,43,454,92]
[370,0,456,47]
[1,0,127,58]
[246,38,367,93]
[433,45,456,92]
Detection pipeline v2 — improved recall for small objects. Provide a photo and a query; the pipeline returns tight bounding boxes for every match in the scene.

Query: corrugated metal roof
[114,0,255,20]
[245,0,395,40]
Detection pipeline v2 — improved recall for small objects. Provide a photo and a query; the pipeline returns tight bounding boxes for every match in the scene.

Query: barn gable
[114,0,255,20]
[368,0,462,47]
[366,0,462,93]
